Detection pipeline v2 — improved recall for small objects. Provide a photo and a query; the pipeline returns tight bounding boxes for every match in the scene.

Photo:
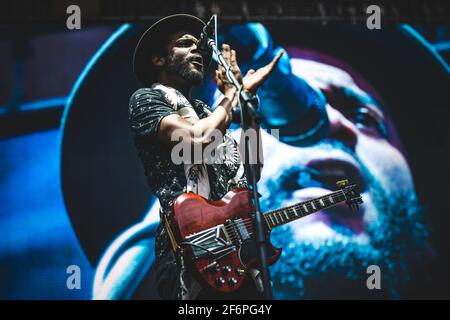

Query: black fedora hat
[133,14,212,87]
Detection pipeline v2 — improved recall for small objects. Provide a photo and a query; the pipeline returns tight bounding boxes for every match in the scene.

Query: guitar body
[169,188,281,294]
[168,181,363,294]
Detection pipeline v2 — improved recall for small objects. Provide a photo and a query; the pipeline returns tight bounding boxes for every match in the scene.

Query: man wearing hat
[129,14,282,299]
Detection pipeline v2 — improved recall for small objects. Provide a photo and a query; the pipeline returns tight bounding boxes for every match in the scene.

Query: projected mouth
[283,158,366,224]
[302,158,366,193]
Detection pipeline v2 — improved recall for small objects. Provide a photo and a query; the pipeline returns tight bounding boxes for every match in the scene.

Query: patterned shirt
[128,86,246,260]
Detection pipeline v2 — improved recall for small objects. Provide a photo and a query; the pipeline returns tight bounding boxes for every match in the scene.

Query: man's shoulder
[129,87,166,105]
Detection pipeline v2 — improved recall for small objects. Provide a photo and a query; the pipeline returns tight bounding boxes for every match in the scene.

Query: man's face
[258,59,428,299]
[163,31,205,85]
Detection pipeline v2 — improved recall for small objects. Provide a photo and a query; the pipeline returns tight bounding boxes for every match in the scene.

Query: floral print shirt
[128,86,246,260]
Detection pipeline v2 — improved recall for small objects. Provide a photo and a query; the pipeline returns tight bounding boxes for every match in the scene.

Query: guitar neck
[263,190,347,229]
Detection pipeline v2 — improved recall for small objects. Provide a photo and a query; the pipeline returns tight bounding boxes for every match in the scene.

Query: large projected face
[256,57,429,299]
[142,38,429,299]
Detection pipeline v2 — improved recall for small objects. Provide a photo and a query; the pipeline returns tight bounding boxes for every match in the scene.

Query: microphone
[198,15,216,55]
[220,23,330,147]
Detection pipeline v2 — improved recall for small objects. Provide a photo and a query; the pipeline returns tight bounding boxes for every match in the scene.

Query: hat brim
[133,14,212,87]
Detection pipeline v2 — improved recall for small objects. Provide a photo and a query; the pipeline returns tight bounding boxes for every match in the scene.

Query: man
[129,15,282,300]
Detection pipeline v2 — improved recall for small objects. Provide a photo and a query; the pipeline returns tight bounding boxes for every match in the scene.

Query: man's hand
[215,44,241,97]
[242,50,284,95]
[215,44,284,97]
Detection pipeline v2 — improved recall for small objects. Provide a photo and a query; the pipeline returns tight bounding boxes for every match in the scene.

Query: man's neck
[158,73,192,99]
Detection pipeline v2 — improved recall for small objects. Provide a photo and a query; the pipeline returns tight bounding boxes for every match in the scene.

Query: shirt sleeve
[128,88,179,140]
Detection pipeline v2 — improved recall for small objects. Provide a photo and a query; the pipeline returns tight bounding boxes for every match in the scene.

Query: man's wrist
[224,88,237,101]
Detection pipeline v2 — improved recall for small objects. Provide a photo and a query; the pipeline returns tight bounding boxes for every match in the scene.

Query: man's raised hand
[242,50,284,95]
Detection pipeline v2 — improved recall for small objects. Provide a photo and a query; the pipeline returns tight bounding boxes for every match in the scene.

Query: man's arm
[157,89,237,148]
[157,43,243,148]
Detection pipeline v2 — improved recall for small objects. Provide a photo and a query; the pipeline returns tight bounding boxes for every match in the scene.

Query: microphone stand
[202,15,273,300]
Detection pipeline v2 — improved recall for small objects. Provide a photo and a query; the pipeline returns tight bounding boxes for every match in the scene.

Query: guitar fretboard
[263,190,346,229]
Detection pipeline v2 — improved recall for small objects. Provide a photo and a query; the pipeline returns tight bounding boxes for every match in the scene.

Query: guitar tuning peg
[336,179,349,188]
[346,200,359,212]
[352,196,363,205]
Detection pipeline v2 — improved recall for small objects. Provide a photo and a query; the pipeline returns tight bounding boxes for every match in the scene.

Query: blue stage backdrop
[0,20,449,299]
[0,129,93,299]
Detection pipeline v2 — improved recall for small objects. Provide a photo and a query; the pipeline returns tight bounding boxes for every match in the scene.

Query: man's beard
[260,141,430,299]
[166,52,203,86]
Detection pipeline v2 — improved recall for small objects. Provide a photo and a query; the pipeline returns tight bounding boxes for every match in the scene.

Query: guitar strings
[209,190,350,243]
[222,192,347,243]
[224,191,344,229]
[222,191,345,235]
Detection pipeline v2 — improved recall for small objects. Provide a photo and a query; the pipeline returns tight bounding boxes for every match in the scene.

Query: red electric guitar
[165,179,363,294]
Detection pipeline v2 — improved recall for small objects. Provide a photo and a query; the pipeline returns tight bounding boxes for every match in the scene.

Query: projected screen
[0,3,449,301]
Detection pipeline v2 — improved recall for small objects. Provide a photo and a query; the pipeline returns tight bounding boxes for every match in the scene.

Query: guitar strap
[162,211,178,253]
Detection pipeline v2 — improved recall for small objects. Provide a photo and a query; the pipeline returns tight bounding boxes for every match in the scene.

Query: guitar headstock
[336,179,363,212]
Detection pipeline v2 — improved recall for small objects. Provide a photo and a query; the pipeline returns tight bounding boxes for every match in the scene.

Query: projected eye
[346,107,387,138]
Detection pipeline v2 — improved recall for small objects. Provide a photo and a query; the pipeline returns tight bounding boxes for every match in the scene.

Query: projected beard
[259,140,429,299]
[166,50,204,86]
